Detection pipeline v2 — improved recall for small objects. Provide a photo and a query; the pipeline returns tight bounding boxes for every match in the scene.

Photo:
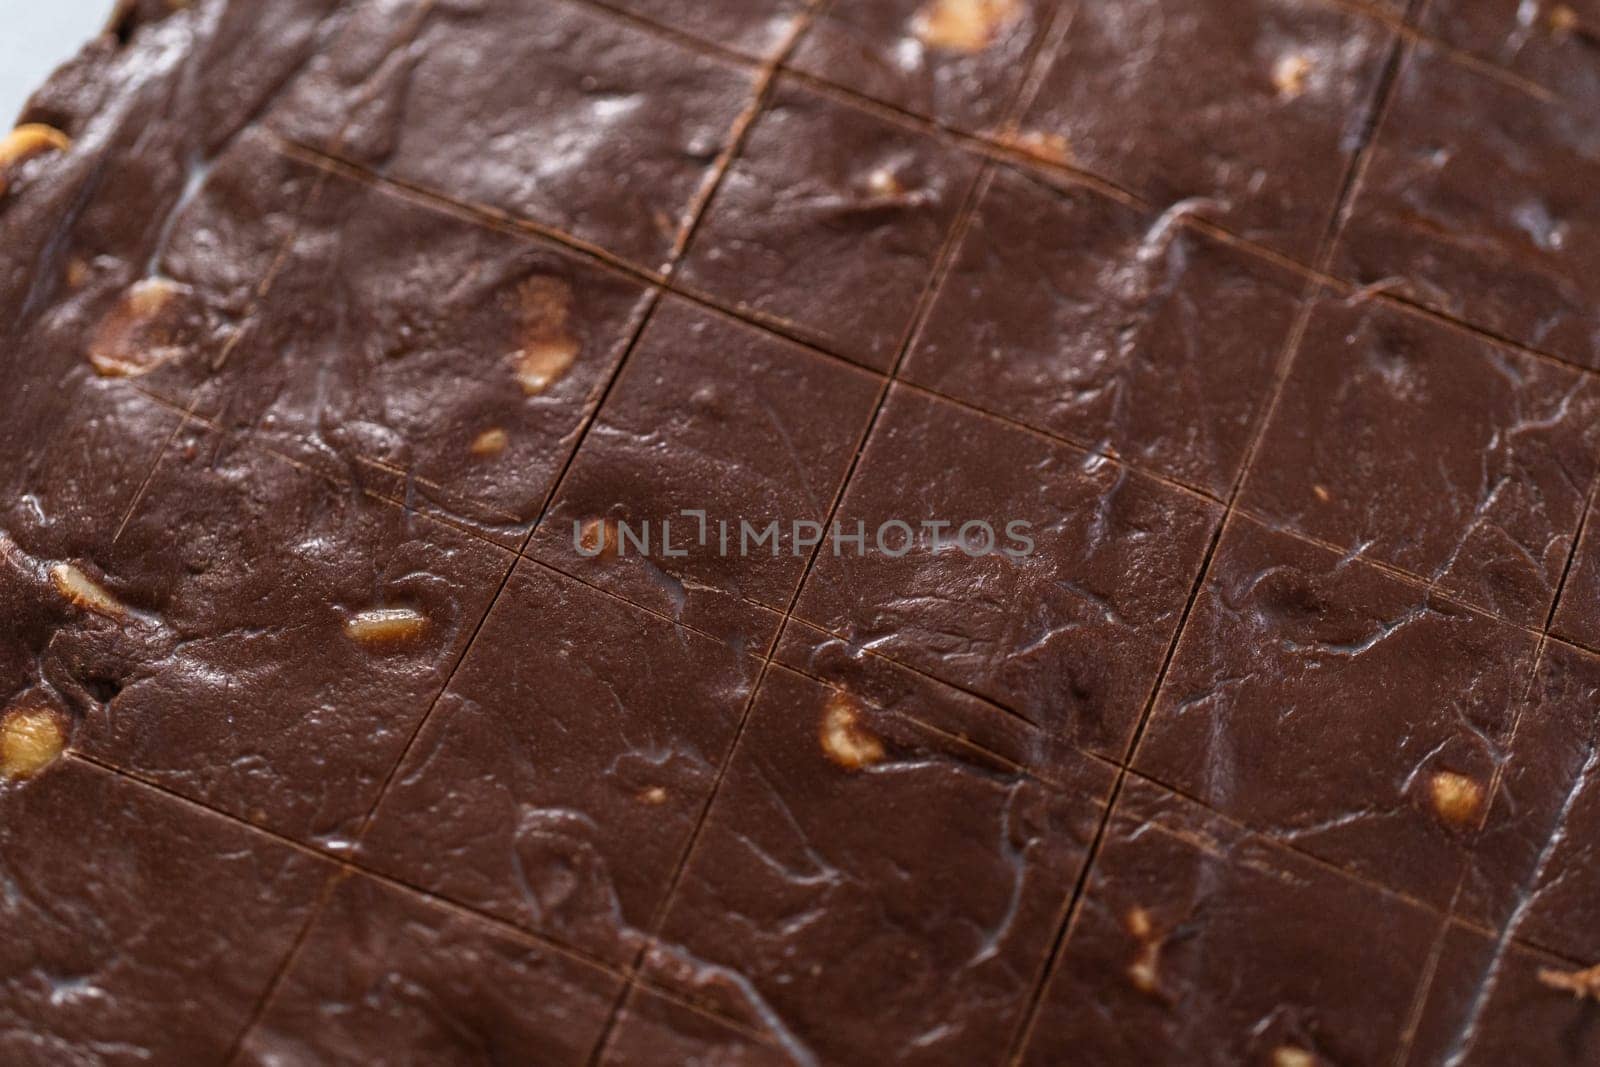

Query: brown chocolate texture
[5,0,1600,1063]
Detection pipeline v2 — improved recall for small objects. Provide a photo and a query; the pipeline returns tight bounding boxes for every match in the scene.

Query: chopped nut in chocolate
[0,123,70,197]
[343,607,429,647]
[0,707,66,781]
[817,690,885,770]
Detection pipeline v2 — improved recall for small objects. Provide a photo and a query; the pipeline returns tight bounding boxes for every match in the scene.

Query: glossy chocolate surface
[1421,0,1600,98]
[1331,43,1600,369]
[677,79,984,369]
[904,165,1306,496]
[1240,294,1600,627]
[601,0,809,60]
[529,299,880,648]
[6,0,1600,1063]
[790,0,1062,133]
[795,386,1221,761]
[1013,0,1396,261]
[1019,779,1441,1066]
[1137,516,1538,910]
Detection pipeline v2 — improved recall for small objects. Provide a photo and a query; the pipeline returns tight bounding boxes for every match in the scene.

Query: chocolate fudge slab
[641,666,1116,1065]
[204,162,654,544]
[902,164,1306,497]
[1404,923,1600,1067]
[677,79,984,370]
[1135,515,1539,910]
[1421,0,1600,99]
[69,424,512,850]
[360,560,761,966]
[795,385,1221,761]
[529,298,881,650]
[596,0,810,60]
[789,0,1063,134]
[11,0,1600,1062]
[1016,778,1442,1066]
[237,872,624,1066]
[1012,0,1396,262]
[1331,44,1600,368]
[1240,294,1600,627]
[269,0,761,272]
[0,757,329,1065]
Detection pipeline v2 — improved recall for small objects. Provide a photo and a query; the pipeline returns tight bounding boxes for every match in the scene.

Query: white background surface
[1,1,113,122]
